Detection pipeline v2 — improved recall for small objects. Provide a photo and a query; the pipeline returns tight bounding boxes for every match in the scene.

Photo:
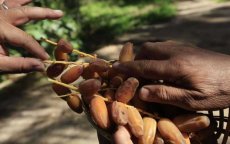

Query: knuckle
[154,86,169,101]
[183,95,204,110]
[140,61,154,75]
[19,58,27,72]
[21,33,35,47]
[170,58,188,73]
[20,6,29,15]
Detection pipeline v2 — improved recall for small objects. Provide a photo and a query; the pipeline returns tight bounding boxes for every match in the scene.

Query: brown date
[158,118,185,144]
[110,76,123,88]
[79,79,101,96]
[138,117,157,144]
[66,94,83,114]
[173,114,210,133]
[78,79,101,104]
[90,96,110,129]
[54,48,68,61]
[52,83,71,101]
[115,77,139,103]
[89,59,110,73]
[127,106,144,138]
[111,101,128,125]
[60,65,83,84]
[82,65,100,80]
[52,83,71,96]
[57,38,73,54]
[46,64,66,78]
[119,42,134,62]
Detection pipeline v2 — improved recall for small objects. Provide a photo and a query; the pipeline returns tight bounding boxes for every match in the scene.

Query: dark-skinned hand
[113,41,230,111]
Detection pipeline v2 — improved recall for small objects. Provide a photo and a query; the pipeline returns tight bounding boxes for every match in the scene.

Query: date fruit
[61,65,83,84]
[66,94,83,114]
[90,96,110,129]
[138,117,157,144]
[158,118,185,144]
[111,101,128,125]
[115,77,139,103]
[127,106,144,138]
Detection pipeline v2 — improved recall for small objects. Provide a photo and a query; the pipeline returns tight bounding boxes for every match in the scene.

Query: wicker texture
[207,108,230,144]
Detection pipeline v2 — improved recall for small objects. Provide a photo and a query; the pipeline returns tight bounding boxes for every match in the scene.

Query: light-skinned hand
[0,0,63,73]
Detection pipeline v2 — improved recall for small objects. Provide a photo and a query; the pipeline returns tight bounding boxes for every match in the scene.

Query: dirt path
[1,0,230,144]
[116,0,230,54]
[0,74,98,144]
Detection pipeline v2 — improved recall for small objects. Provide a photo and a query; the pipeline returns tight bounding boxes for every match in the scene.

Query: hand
[0,0,63,73]
[1,0,31,8]
[113,41,230,110]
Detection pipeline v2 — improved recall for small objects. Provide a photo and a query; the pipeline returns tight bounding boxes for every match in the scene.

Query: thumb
[0,56,45,73]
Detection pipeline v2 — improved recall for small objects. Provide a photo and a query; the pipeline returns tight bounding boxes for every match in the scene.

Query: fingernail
[45,53,50,59]
[32,60,45,72]
[139,87,149,101]
[53,10,64,16]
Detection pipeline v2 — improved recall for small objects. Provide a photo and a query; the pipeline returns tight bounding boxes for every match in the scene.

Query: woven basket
[207,108,230,144]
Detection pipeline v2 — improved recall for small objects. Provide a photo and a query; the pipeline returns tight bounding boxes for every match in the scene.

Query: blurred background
[0,0,230,143]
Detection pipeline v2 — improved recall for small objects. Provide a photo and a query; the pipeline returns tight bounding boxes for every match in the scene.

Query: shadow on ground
[0,74,97,144]
[116,6,230,55]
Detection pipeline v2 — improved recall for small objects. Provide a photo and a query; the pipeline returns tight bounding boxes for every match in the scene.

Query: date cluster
[44,39,215,144]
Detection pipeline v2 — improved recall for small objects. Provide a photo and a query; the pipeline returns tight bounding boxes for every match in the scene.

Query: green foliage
[216,0,230,2]
[1,0,176,82]
[79,0,176,51]
[24,0,82,57]
[15,0,176,55]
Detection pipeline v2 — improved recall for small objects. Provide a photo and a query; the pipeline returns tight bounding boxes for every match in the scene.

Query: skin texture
[113,41,230,111]
[0,0,63,73]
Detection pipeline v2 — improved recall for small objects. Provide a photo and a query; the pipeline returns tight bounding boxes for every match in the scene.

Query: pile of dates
[45,39,217,144]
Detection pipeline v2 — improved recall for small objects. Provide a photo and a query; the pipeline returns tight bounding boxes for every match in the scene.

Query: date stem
[41,37,57,45]
[43,60,89,67]
[48,78,78,91]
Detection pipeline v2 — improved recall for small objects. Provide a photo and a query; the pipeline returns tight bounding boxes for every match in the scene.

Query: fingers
[0,44,8,56]
[113,126,133,144]
[4,0,32,8]
[0,6,63,26]
[113,60,180,80]
[135,41,178,60]
[139,85,188,103]
[0,56,44,73]
[16,0,32,6]
[0,20,49,59]
[139,85,203,110]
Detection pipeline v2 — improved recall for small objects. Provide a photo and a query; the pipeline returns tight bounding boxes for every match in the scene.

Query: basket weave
[208,108,230,144]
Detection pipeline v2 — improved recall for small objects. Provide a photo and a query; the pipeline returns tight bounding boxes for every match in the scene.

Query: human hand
[1,0,31,9]
[113,41,230,110]
[0,0,63,73]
